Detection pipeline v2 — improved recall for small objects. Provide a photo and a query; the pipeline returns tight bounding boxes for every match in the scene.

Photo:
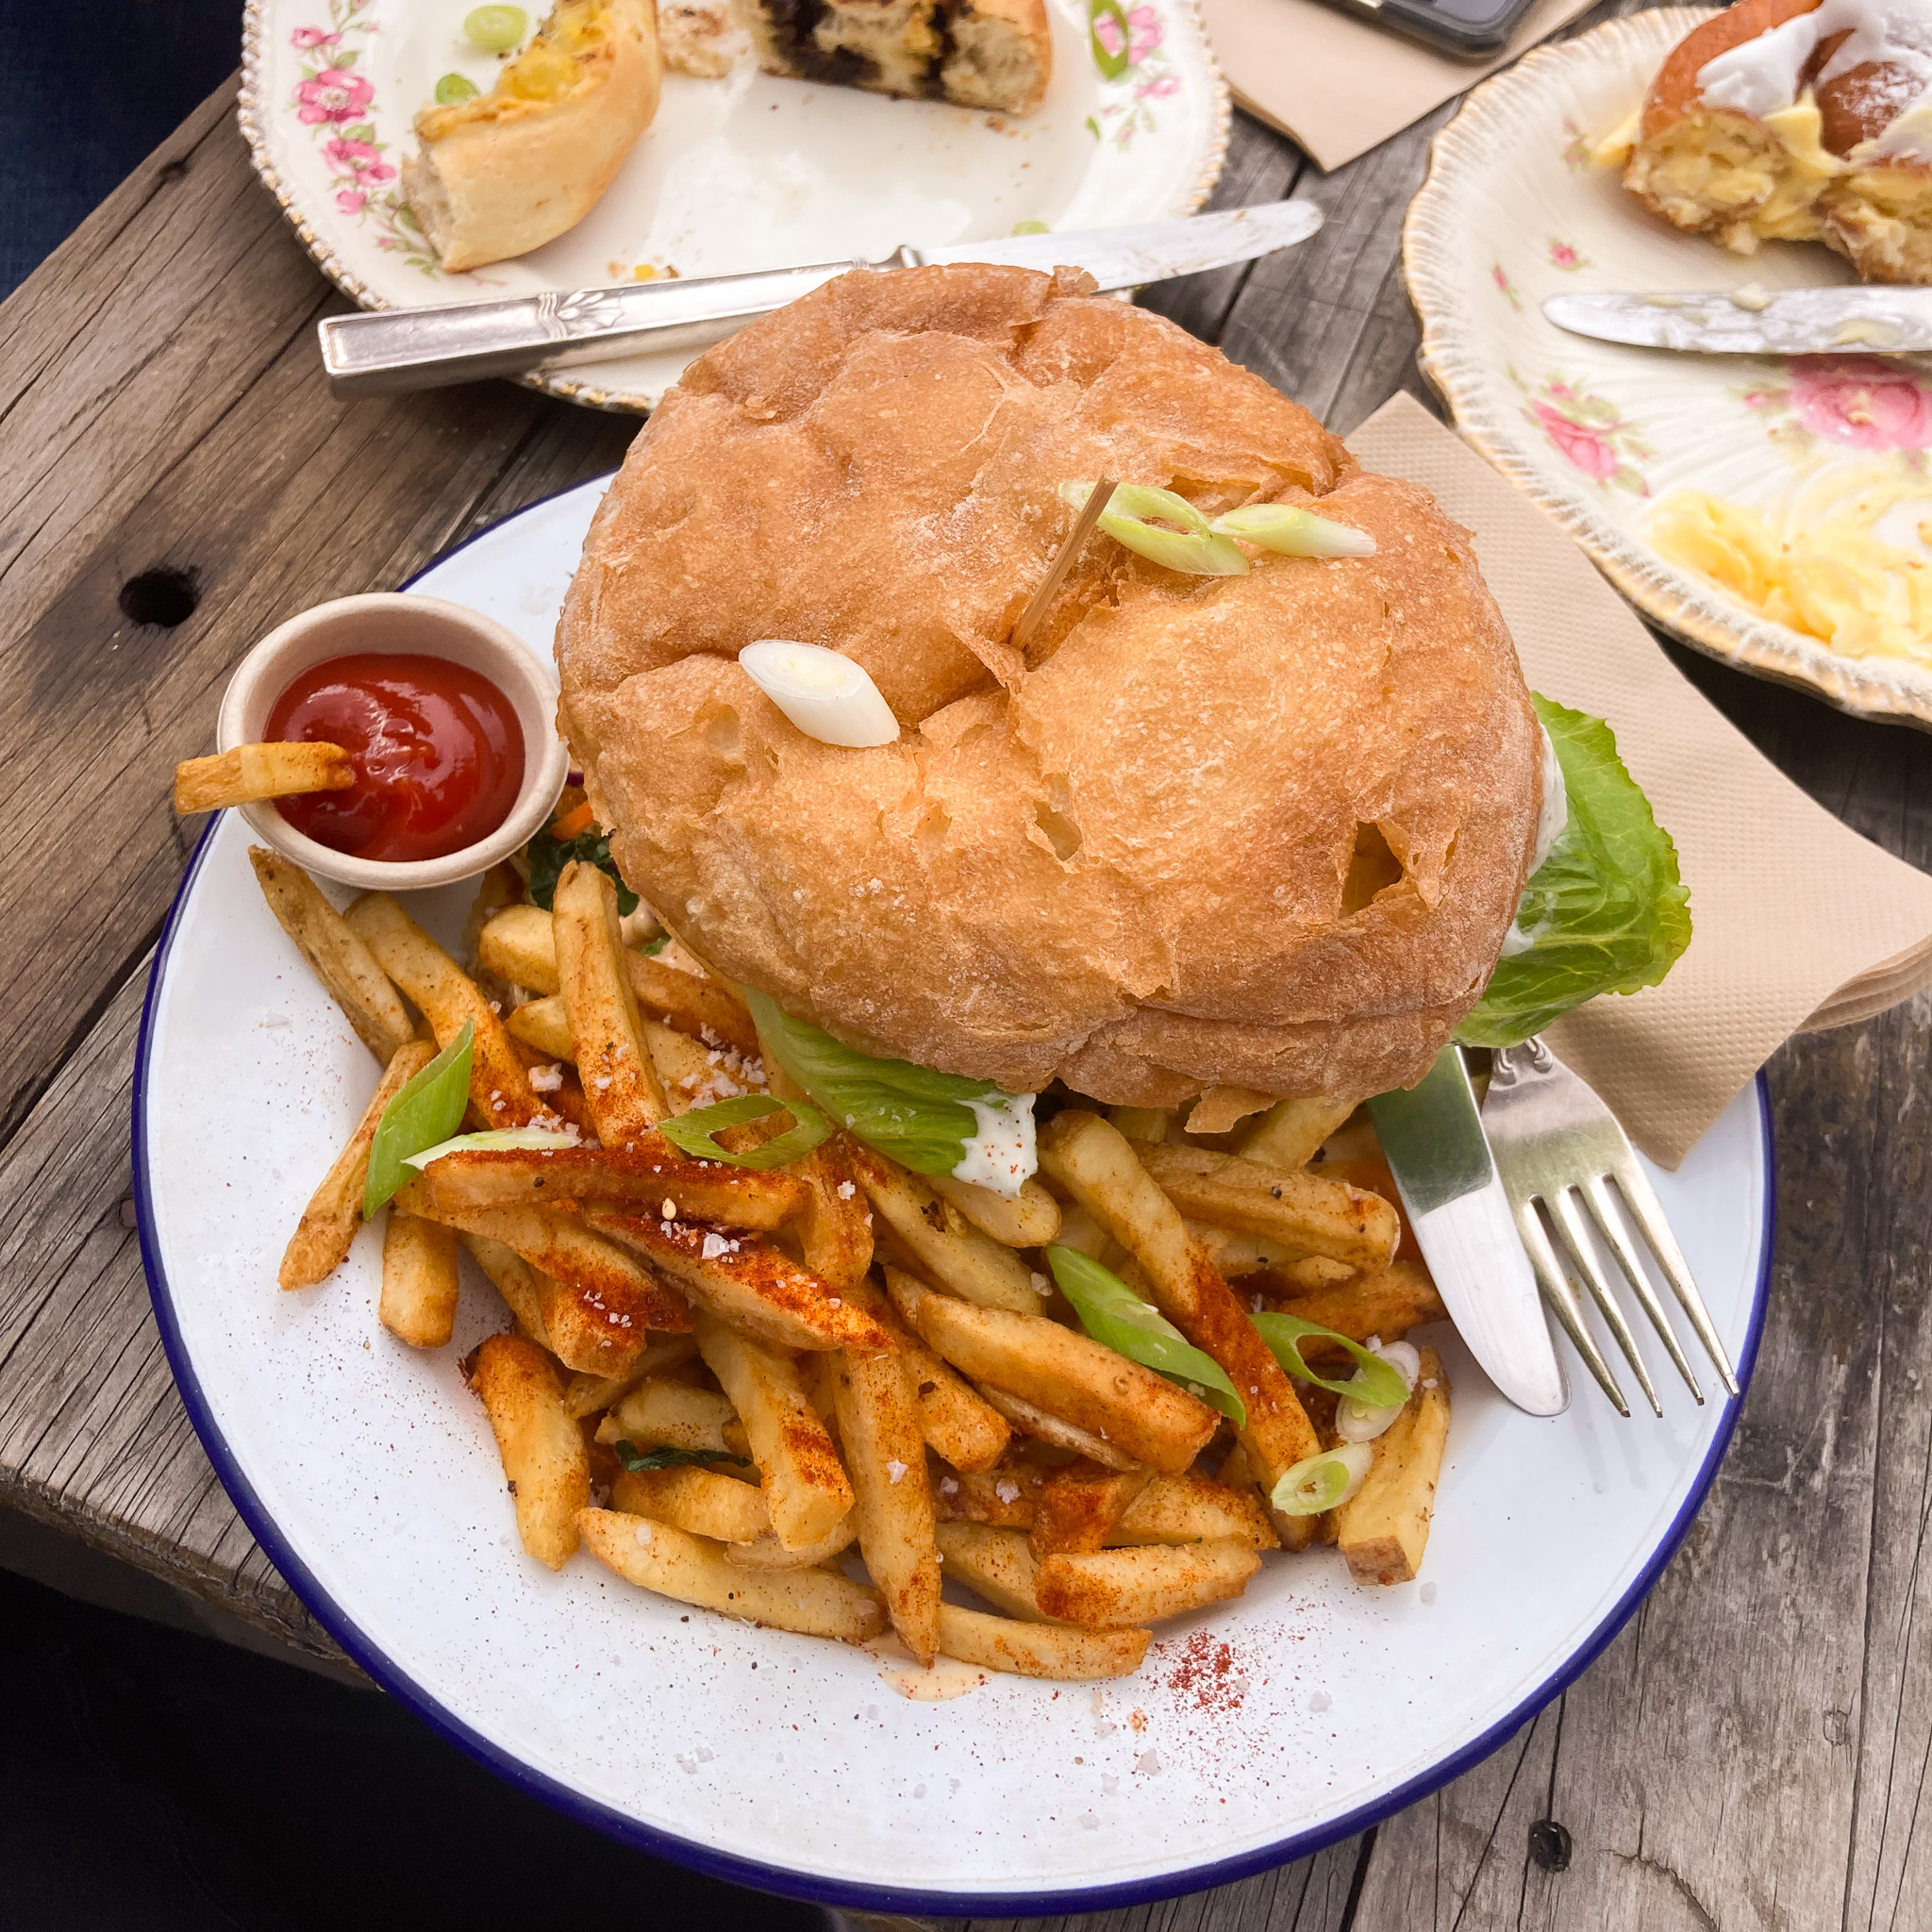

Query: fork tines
[1482,1039,1740,1419]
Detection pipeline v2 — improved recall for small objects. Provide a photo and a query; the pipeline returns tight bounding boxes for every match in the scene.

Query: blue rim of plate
[132,497,1777,1915]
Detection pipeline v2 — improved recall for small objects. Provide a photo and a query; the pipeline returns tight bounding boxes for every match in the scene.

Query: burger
[553,262,1690,1191]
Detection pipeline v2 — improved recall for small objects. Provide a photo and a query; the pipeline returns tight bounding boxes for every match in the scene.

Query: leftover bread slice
[403,0,662,273]
[742,0,1050,116]
[660,0,749,76]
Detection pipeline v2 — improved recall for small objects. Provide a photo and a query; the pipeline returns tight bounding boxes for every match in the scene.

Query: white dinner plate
[136,478,1772,1912]
[1405,8,1932,729]
[239,0,1229,411]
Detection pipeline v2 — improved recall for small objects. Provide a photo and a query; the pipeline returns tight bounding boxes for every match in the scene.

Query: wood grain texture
[7,9,1932,1924]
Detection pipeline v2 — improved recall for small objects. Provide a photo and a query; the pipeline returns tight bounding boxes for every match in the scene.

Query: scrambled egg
[1652,462,1932,663]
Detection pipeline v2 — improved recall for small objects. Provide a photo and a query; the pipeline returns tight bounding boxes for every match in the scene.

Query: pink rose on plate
[322,136,395,182]
[1126,5,1164,63]
[291,26,340,48]
[297,69,375,124]
[1136,70,1179,97]
[1092,9,1125,58]
[336,187,369,215]
[1789,355,1932,450]
[1532,401,1618,480]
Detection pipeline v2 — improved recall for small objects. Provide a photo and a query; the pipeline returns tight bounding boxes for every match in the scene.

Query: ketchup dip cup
[216,591,571,893]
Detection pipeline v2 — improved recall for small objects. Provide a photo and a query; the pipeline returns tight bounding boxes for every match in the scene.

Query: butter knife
[317,202,1324,396]
[1367,1045,1568,1418]
[1543,286,1932,357]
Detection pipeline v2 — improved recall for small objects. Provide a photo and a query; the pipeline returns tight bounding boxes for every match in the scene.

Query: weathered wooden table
[5,6,1928,1922]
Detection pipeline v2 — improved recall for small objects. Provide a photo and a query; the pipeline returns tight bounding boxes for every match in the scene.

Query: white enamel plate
[240,0,1229,411]
[137,481,1771,1912]
[1406,8,1932,729]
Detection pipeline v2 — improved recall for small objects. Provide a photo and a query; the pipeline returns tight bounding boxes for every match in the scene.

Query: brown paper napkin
[1199,0,1596,172]
[1347,392,1932,1167]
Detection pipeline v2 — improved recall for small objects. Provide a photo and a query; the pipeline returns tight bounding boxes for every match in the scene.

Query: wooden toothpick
[1009,477,1118,658]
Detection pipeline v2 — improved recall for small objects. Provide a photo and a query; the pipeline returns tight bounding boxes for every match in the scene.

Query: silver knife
[1543,286,1932,357]
[317,202,1325,396]
[1367,1045,1568,1418]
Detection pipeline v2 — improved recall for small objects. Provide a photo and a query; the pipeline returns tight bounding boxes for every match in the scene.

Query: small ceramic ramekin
[216,591,570,892]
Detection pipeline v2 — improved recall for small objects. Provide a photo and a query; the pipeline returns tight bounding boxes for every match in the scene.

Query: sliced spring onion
[362,1023,475,1217]
[402,1124,580,1171]
[745,988,1038,1193]
[1012,219,1050,235]
[1271,1443,1373,1516]
[612,1441,750,1474]
[1207,504,1377,558]
[656,1093,833,1171]
[1058,480,1249,577]
[1251,1311,1411,1409]
[464,4,527,51]
[433,71,480,103]
[1334,1340,1421,1442]
[1046,1247,1246,1428]
[738,640,899,748]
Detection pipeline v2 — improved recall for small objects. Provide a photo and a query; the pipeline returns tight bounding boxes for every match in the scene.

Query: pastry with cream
[1621,0,1932,281]
[403,0,663,273]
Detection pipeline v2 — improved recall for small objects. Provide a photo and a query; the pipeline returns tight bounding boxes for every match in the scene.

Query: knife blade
[1543,286,1932,357]
[317,202,1325,396]
[1367,1045,1567,1418]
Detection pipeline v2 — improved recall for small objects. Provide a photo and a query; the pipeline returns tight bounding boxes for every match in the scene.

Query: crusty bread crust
[556,265,1541,1107]
[402,0,662,273]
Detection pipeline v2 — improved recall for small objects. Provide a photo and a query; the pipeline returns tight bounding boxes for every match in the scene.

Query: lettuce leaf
[1455,694,1690,1048]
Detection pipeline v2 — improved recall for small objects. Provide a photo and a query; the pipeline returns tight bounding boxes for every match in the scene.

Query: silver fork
[1481,1037,1740,1418]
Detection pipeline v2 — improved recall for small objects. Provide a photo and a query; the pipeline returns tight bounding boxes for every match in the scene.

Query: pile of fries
[256,824,1455,1684]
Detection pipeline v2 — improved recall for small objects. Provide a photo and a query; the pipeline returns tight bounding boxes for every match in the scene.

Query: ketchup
[264,652,525,863]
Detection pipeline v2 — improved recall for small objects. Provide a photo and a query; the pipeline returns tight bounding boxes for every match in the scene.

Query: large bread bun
[556,264,1541,1108]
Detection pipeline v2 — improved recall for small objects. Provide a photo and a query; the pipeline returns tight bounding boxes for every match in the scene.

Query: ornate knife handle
[316,252,916,397]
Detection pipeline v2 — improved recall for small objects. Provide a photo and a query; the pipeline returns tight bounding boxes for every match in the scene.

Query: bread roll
[556,264,1542,1108]
[403,0,662,274]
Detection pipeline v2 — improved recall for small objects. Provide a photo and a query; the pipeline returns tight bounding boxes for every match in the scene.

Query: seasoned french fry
[404,1142,808,1232]
[693,1308,854,1550]
[644,1018,726,1109]
[470,1334,590,1569]
[852,1286,1010,1473]
[1236,1095,1357,1171]
[832,1346,940,1664]
[935,1523,1058,1623]
[1128,1140,1400,1273]
[1334,1347,1450,1586]
[599,1377,750,1457]
[887,1270,1216,1474]
[854,1150,1041,1315]
[577,1509,884,1641]
[936,1604,1148,1681]
[1187,1222,1297,1278]
[1034,1541,1261,1628]
[1272,1256,1357,1293]
[249,847,417,1062]
[1050,1202,1112,1261]
[611,1465,772,1543]
[1105,1106,1173,1142]
[793,1135,874,1295]
[279,1039,435,1291]
[175,741,354,813]
[506,995,575,1062]
[589,1211,891,1354]
[974,1385,1137,1471]
[563,1332,699,1420]
[724,1519,857,1571]
[1112,1471,1278,1551]
[1038,1110,1319,1517]
[460,861,525,979]
[1030,1463,1155,1557]
[380,1210,459,1347]
[1265,1260,1447,1356]
[458,1230,553,1346]
[554,859,670,1142]
[345,894,549,1130]
[926,1173,1062,1249]
[479,903,760,1055]
[933,1458,1045,1527]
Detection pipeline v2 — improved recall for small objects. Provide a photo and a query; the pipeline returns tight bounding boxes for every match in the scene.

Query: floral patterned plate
[240,0,1229,412]
[1405,8,1932,730]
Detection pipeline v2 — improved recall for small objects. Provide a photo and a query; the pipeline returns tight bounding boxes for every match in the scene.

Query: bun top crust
[557,264,1541,1108]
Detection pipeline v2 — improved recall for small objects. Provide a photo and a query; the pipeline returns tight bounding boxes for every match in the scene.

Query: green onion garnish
[1271,1444,1372,1516]
[434,71,480,104]
[656,1093,833,1171]
[612,1441,750,1474]
[1047,1246,1246,1428]
[1059,480,1249,578]
[464,4,527,51]
[1207,504,1377,558]
[363,1022,475,1217]
[402,1124,580,1171]
[1251,1311,1411,1408]
[1012,219,1050,235]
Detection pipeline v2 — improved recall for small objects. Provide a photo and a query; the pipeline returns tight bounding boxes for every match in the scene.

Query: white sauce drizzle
[951,1093,1038,1197]
[1696,0,1932,143]
[1500,724,1569,958]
